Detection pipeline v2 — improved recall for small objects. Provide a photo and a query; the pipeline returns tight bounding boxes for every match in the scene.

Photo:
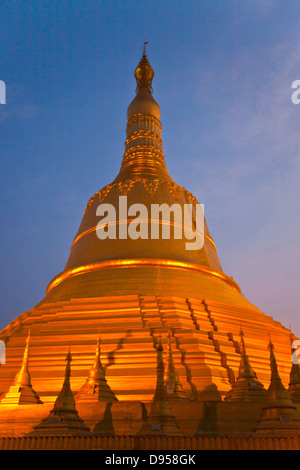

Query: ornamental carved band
[84,178,199,215]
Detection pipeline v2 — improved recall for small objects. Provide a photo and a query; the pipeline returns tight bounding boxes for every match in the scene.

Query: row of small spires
[1,329,300,435]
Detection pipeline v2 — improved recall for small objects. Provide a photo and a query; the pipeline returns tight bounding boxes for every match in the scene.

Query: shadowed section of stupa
[139,336,182,436]
[93,402,115,435]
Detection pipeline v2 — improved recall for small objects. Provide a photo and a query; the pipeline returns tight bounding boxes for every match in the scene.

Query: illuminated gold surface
[46,258,240,295]
[71,220,217,251]
[0,50,298,439]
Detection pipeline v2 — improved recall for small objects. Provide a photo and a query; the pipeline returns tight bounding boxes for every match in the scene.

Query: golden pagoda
[0,48,299,449]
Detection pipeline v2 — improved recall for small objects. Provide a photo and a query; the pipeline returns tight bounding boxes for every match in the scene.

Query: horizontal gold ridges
[126,113,162,128]
[46,258,241,295]
[122,145,165,162]
[70,220,217,252]
[125,130,163,146]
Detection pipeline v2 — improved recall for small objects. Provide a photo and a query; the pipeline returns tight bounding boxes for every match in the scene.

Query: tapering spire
[114,48,172,183]
[255,336,300,435]
[53,347,74,411]
[238,329,256,378]
[268,336,282,383]
[0,331,42,405]
[76,333,118,403]
[14,330,31,388]
[153,335,167,403]
[288,332,300,403]
[225,329,266,402]
[165,330,188,400]
[139,335,182,435]
[32,349,89,435]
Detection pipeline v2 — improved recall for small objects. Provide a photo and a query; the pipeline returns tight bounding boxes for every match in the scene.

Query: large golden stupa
[0,50,300,450]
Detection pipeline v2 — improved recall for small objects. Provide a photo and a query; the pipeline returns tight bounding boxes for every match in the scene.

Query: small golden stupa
[0,47,299,449]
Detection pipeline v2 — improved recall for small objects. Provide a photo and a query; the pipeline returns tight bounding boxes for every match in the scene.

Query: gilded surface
[0,51,298,440]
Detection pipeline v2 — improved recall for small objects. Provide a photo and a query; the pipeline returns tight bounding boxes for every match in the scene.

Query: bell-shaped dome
[43,49,246,303]
[45,50,228,297]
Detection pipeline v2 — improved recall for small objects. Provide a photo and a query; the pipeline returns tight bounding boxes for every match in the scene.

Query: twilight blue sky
[0,1,299,334]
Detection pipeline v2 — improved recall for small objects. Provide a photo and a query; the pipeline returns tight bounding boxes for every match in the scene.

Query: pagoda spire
[288,332,300,403]
[14,330,31,388]
[32,349,89,435]
[255,336,300,435]
[76,332,118,403]
[114,48,172,183]
[165,330,188,400]
[225,329,266,402]
[0,331,43,405]
[139,335,182,435]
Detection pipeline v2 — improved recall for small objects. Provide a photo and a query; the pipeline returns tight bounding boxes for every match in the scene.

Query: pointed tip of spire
[143,38,149,57]
[134,48,154,93]
[237,330,257,380]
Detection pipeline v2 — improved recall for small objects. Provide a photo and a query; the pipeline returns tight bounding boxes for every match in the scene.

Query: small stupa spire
[255,335,300,435]
[238,329,256,378]
[225,329,266,402]
[165,330,188,400]
[31,349,89,435]
[0,330,42,405]
[14,330,31,388]
[76,331,118,403]
[139,335,182,436]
